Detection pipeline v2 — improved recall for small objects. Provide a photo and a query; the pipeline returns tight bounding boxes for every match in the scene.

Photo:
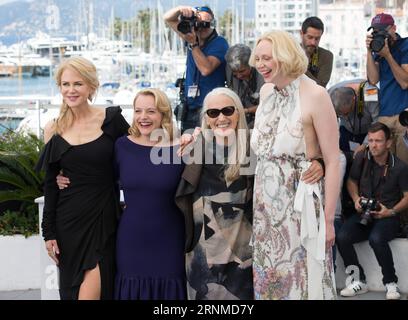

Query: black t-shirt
[349,150,408,208]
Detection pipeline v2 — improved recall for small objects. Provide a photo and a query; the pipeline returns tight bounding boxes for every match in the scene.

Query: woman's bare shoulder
[301,77,331,107]
[44,119,56,143]
[259,83,275,100]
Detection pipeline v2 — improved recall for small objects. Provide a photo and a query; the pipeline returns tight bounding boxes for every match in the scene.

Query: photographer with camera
[366,13,408,165]
[164,5,228,132]
[225,44,264,128]
[300,16,333,88]
[336,122,408,300]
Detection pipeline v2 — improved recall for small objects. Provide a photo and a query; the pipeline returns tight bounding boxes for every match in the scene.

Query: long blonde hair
[53,57,99,135]
[128,88,175,142]
[249,30,308,79]
[201,87,249,183]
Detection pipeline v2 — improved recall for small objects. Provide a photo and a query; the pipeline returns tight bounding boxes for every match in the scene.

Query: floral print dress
[250,76,336,300]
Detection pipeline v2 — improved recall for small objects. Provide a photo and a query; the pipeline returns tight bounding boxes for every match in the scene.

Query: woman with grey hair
[176,87,254,299]
[225,44,264,128]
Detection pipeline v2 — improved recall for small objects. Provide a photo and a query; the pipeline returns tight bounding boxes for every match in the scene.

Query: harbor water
[0,76,57,97]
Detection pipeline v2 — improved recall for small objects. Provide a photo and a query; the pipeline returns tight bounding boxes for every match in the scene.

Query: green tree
[136,8,152,52]
[218,9,234,44]
[112,17,123,40]
[0,131,44,236]
[109,9,154,52]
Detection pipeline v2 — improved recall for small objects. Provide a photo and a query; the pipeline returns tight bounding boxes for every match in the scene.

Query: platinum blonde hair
[250,30,308,79]
[201,87,249,183]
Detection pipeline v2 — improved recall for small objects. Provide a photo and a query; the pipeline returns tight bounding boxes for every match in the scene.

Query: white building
[319,0,373,86]
[320,0,408,87]
[255,0,319,36]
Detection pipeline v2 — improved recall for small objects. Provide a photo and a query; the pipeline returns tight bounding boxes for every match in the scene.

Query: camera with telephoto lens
[359,198,381,226]
[370,29,389,52]
[177,14,211,34]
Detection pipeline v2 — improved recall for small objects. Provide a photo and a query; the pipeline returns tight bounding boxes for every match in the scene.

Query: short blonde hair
[129,88,175,142]
[249,30,308,79]
[201,87,249,183]
[53,57,99,134]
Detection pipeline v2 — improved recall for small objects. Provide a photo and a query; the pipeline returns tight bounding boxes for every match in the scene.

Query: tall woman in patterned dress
[250,31,340,300]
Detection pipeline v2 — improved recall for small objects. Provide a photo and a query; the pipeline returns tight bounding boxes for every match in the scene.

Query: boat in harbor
[0,57,17,77]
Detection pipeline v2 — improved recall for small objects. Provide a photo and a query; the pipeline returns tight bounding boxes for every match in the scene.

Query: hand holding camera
[366,30,391,56]
[359,197,381,226]
[358,198,395,226]
[177,6,195,20]
[177,7,212,35]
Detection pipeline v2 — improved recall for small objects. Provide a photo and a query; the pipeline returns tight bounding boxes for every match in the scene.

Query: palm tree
[0,131,44,216]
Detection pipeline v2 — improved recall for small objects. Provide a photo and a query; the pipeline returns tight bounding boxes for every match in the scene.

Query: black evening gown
[37,106,129,300]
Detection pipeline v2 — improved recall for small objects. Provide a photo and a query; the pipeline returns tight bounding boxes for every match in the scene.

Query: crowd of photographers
[164,6,408,299]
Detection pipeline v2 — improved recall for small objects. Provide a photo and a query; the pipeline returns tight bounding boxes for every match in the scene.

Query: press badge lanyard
[345,82,366,139]
[188,64,201,99]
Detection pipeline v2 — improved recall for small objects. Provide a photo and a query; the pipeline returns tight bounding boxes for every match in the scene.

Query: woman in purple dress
[114,88,186,300]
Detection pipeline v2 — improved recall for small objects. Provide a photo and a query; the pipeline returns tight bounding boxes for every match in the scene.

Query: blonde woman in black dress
[38,57,129,300]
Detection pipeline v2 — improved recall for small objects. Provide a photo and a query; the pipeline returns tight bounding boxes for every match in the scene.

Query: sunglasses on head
[195,6,211,13]
[206,106,235,118]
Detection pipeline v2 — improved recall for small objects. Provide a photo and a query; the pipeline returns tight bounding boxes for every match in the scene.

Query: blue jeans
[336,213,400,285]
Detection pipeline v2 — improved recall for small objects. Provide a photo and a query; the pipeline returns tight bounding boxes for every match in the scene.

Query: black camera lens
[177,20,193,34]
[399,110,408,127]
[370,30,388,52]
[370,39,385,52]
[358,198,380,226]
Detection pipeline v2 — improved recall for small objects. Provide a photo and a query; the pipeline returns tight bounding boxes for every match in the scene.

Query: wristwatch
[390,209,397,217]
[189,43,199,50]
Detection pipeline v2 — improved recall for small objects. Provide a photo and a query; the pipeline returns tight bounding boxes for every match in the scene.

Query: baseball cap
[367,13,394,31]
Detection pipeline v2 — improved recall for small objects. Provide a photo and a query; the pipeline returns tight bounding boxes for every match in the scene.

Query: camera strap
[355,80,367,136]
[309,49,319,73]
[357,81,366,117]
[191,29,219,89]
[364,150,390,199]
